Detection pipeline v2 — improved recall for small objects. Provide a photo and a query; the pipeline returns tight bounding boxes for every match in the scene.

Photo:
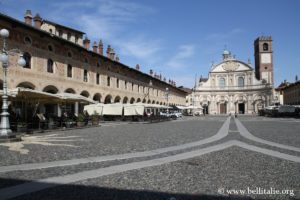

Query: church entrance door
[220,103,226,114]
[238,103,245,114]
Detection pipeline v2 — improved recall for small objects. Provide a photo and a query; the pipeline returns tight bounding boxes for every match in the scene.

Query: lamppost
[165,87,169,113]
[0,29,26,141]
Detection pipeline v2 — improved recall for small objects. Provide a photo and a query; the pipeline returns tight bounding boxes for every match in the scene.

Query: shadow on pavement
[0,177,256,200]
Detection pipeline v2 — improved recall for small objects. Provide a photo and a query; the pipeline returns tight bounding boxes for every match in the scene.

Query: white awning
[1,87,59,102]
[84,103,104,115]
[55,93,96,104]
[102,103,123,115]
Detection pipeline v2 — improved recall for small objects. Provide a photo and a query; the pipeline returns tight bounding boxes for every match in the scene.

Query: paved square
[0,116,299,200]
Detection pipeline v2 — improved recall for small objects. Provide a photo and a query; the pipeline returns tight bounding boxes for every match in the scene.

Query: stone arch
[93,93,102,102]
[152,100,155,104]
[130,97,135,104]
[80,90,90,98]
[114,96,121,103]
[160,102,162,105]
[123,96,128,104]
[104,95,112,104]
[17,81,35,89]
[147,99,151,104]
[142,99,146,103]
[156,101,159,104]
[64,88,76,94]
[43,85,59,94]
[137,98,141,103]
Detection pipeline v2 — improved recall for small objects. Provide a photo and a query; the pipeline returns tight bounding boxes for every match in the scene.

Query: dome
[223,49,230,55]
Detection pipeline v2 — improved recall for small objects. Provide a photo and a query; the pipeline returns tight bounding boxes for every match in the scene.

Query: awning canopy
[55,93,96,104]
[84,103,104,115]
[1,87,59,102]
[102,103,123,115]
[1,88,96,104]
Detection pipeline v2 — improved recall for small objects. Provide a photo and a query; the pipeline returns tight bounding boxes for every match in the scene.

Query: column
[75,102,79,116]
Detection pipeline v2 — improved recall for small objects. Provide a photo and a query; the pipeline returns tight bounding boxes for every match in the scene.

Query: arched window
[238,77,244,87]
[23,52,31,68]
[67,64,72,77]
[107,76,110,86]
[47,59,54,73]
[263,43,269,51]
[83,69,88,82]
[96,73,100,85]
[219,78,226,88]
[116,79,119,88]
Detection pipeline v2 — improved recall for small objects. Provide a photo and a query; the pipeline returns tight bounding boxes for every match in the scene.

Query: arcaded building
[0,10,187,117]
[189,37,275,114]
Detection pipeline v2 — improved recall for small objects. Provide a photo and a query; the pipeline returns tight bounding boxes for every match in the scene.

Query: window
[107,76,110,86]
[83,69,88,82]
[263,43,269,51]
[48,45,53,52]
[125,81,127,90]
[116,79,119,88]
[49,29,53,34]
[58,30,63,37]
[67,64,72,78]
[97,62,100,68]
[84,58,88,63]
[67,32,71,40]
[24,36,32,45]
[47,59,54,73]
[23,52,31,68]
[67,51,72,58]
[219,78,226,88]
[238,77,244,87]
[96,73,100,85]
[75,36,78,44]
[132,83,134,91]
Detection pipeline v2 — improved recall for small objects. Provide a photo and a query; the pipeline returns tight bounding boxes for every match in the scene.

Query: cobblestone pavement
[0,116,299,200]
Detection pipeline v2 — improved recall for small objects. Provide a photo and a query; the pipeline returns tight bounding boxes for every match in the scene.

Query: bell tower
[254,36,274,86]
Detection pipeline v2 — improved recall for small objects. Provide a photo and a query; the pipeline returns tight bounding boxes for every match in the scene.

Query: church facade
[190,37,274,114]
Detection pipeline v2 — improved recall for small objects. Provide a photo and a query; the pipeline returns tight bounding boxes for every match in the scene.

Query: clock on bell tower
[254,36,274,85]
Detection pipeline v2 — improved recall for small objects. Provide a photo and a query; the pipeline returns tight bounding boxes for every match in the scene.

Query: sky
[0,0,299,88]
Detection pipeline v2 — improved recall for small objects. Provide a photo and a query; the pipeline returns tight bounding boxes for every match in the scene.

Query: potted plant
[65,118,73,128]
[76,113,85,127]
[91,111,99,125]
[17,122,27,133]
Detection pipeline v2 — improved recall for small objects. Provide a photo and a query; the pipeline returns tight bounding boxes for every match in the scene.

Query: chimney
[83,36,90,50]
[110,48,116,60]
[92,41,98,53]
[33,13,42,29]
[106,45,112,58]
[115,55,120,62]
[24,10,33,25]
[135,64,140,71]
[98,40,103,55]
[150,69,153,76]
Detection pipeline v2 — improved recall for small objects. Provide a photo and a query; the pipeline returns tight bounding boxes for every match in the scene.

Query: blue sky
[1,0,299,87]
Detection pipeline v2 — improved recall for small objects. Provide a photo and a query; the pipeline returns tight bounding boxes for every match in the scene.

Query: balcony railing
[196,84,272,91]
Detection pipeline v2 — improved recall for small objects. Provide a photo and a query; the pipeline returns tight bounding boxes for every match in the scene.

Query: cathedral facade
[190,37,274,114]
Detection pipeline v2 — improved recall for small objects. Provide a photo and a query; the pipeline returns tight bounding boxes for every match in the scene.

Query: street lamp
[0,29,26,141]
[165,87,169,113]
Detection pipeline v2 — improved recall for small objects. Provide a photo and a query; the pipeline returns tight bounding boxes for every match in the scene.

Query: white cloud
[47,0,161,66]
[166,45,196,69]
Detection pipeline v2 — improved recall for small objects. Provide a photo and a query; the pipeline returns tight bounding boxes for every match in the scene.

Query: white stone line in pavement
[235,118,300,153]
[233,140,300,163]
[0,117,231,173]
[1,139,299,200]
[0,140,235,200]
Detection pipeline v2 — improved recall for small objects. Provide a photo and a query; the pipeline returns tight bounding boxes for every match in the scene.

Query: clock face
[261,53,271,64]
